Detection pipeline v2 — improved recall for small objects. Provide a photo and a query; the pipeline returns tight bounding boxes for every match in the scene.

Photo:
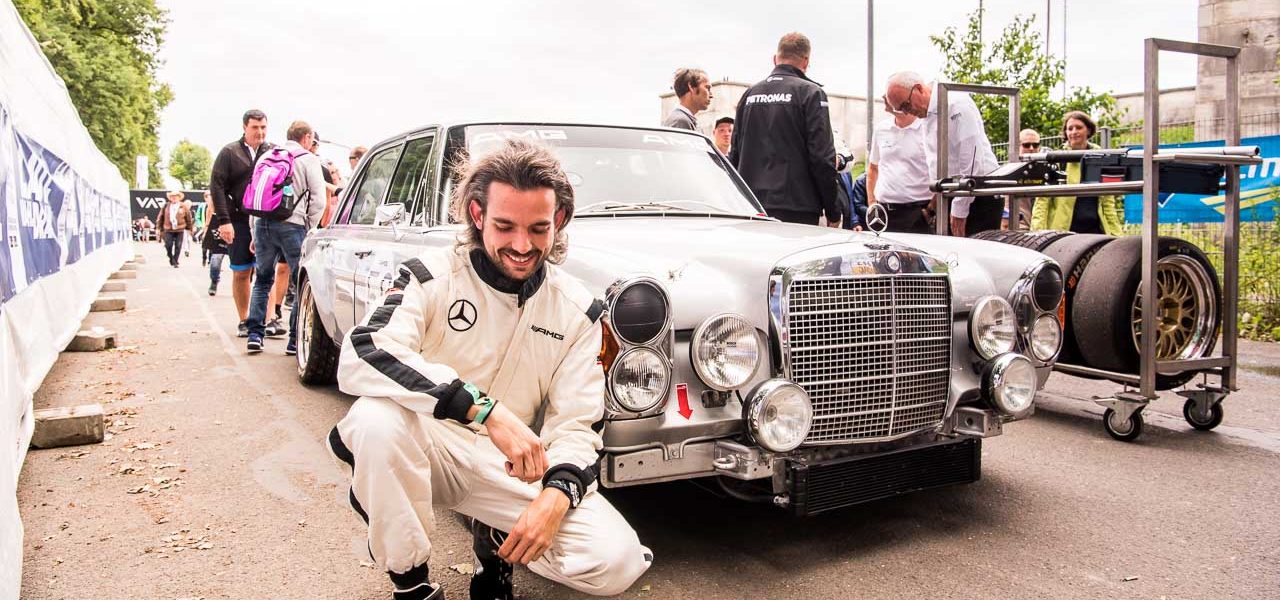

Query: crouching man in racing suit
[328,140,652,600]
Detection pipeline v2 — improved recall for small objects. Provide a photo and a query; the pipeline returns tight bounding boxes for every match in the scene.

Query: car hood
[562,216,915,330]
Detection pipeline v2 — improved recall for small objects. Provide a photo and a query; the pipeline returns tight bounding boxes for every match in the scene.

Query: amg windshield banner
[0,103,131,305]
[1124,134,1280,224]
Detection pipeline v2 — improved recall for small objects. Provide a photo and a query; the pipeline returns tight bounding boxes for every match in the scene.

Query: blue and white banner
[0,104,130,304]
[1124,134,1280,224]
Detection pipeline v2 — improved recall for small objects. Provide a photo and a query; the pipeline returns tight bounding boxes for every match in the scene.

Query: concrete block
[108,270,137,280]
[90,296,126,312]
[30,404,104,449]
[68,329,117,352]
[119,262,138,271]
[133,254,146,264]
[100,281,126,293]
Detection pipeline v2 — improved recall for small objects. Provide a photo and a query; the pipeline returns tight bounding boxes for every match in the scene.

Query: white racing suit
[328,248,652,596]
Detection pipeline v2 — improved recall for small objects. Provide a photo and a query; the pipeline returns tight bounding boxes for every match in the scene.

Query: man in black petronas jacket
[729,32,841,227]
[208,109,274,337]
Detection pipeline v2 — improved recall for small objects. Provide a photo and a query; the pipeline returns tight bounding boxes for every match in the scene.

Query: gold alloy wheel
[1130,255,1217,361]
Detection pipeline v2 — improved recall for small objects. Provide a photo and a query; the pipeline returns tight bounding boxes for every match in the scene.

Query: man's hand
[483,403,548,483]
[950,215,967,237]
[218,223,234,243]
[498,487,569,565]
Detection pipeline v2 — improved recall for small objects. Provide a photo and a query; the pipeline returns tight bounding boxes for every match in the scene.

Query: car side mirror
[375,202,406,226]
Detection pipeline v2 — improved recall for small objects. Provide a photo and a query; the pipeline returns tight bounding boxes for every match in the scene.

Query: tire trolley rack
[929,39,1263,441]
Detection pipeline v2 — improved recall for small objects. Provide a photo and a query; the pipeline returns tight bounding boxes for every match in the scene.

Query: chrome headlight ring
[982,353,1038,417]
[607,346,671,413]
[606,276,671,347]
[743,379,813,453]
[691,313,761,391]
[969,296,1017,360]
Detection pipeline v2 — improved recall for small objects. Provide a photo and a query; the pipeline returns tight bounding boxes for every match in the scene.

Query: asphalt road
[17,243,1280,599]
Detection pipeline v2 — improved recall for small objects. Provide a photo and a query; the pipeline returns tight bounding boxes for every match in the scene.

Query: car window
[348,145,404,225]
[385,135,435,225]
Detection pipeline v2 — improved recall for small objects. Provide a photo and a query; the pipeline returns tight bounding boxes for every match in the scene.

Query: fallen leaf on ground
[449,563,474,575]
[126,485,152,495]
[641,584,651,592]
[1123,576,1140,582]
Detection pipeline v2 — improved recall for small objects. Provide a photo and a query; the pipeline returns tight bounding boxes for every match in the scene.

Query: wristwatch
[462,381,497,425]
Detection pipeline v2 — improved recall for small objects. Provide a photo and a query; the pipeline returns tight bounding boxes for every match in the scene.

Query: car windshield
[448,125,762,216]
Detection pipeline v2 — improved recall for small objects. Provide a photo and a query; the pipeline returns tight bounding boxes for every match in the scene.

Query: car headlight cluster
[605,278,673,414]
[969,296,1017,360]
[609,347,670,412]
[691,313,760,390]
[744,380,813,452]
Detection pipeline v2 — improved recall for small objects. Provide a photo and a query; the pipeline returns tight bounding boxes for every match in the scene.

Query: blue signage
[1124,134,1280,223]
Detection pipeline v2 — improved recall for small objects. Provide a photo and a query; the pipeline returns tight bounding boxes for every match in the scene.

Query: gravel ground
[17,242,1280,599]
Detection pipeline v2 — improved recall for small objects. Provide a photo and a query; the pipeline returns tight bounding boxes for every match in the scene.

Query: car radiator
[785,274,952,444]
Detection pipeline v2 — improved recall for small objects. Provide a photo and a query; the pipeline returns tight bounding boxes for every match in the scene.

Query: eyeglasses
[883,85,918,115]
[1021,142,1041,149]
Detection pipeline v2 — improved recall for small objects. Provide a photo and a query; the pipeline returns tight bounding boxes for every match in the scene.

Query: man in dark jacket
[208,109,272,337]
[729,32,840,227]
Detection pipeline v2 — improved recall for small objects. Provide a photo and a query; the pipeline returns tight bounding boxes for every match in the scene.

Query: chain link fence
[992,112,1280,340]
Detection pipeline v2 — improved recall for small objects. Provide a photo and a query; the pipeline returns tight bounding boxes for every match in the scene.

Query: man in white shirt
[662,68,711,131]
[883,71,1001,237]
[867,100,934,234]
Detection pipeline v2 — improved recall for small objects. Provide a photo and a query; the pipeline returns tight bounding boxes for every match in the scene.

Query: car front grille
[785,274,952,444]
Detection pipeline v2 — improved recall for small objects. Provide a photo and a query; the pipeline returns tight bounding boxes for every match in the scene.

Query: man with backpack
[243,120,326,355]
[209,109,273,337]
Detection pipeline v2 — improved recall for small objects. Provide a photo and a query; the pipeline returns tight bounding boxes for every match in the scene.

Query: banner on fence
[1,2,133,596]
[1124,134,1280,224]
[130,189,205,221]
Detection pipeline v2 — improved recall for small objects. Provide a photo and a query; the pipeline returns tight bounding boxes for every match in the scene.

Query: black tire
[1039,233,1117,365]
[297,276,340,385]
[1182,398,1224,431]
[971,229,1074,252]
[1103,408,1144,442]
[1072,236,1222,390]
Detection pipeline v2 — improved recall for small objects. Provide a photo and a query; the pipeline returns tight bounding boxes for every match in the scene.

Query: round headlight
[692,313,760,390]
[609,280,669,345]
[744,380,812,453]
[1031,313,1063,362]
[1032,264,1064,312]
[609,347,670,412]
[970,296,1017,360]
[984,353,1037,417]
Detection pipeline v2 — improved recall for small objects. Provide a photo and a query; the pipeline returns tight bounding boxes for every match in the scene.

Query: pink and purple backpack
[242,147,309,221]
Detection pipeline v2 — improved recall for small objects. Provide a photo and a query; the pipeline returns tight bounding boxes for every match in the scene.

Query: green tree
[930,10,1119,150]
[167,139,211,189]
[14,0,172,187]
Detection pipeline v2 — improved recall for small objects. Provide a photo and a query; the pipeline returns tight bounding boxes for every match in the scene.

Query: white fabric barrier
[0,2,133,598]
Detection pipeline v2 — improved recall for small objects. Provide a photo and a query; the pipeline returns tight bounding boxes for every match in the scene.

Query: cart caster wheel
[1182,398,1224,431]
[1103,408,1144,442]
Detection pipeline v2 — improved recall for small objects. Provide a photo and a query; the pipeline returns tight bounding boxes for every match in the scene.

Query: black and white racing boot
[469,520,514,600]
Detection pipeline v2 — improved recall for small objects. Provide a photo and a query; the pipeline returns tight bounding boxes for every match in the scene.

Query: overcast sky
[155,0,1199,180]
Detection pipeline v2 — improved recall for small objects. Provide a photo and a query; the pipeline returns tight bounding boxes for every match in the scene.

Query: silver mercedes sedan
[296,122,1064,516]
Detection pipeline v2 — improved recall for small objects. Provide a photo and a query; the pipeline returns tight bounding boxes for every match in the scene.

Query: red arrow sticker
[675,383,693,419]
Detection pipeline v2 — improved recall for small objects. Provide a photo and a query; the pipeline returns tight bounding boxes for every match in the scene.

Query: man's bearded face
[469,181,562,281]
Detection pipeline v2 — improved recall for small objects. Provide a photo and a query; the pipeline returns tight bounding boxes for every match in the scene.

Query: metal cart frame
[934,39,1263,441]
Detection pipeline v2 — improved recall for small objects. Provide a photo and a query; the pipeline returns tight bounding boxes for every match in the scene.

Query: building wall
[1196,0,1280,131]
[1112,86,1199,125]
[660,80,871,161]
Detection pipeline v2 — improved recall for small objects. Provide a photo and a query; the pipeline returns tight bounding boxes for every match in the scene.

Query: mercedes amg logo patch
[448,299,477,332]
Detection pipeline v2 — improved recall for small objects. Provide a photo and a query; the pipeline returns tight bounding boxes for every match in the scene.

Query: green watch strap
[475,398,498,425]
[461,381,484,404]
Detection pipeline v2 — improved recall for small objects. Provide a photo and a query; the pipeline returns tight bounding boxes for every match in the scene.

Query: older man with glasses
[882,71,1002,237]
[867,95,934,234]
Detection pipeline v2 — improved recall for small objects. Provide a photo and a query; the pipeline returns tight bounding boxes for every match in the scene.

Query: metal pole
[936,84,951,235]
[866,0,874,154]
[1008,92,1022,229]
[1061,0,1068,98]
[1223,53,1241,390]
[1100,126,1112,149]
[1139,38,1159,398]
[1046,0,1051,59]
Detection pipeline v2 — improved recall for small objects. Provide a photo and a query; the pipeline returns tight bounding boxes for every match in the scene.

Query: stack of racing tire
[973,231,1222,392]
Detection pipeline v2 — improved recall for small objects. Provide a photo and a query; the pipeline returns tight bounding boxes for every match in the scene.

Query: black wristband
[431,379,477,424]
[545,479,581,509]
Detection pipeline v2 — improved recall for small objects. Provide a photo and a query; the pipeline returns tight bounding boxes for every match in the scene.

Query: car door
[353,132,439,322]
[328,142,404,334]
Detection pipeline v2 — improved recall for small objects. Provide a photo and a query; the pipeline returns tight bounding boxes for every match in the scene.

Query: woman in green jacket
[1030,111,1126,234]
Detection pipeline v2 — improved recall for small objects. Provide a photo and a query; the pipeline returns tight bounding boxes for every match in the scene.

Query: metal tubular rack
[933,39,1263,441]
